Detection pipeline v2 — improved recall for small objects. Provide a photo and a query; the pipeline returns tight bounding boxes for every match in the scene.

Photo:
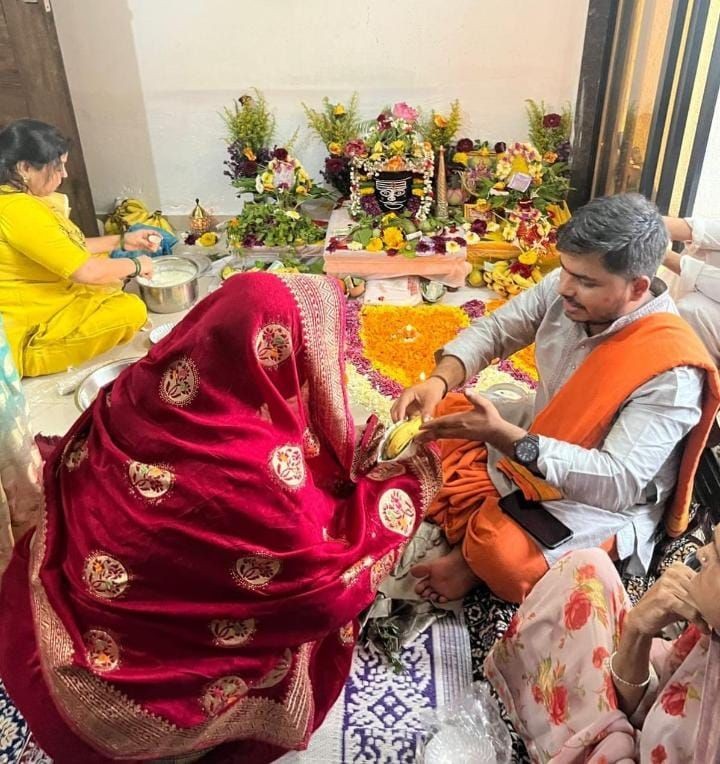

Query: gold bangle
[609,650,651,688]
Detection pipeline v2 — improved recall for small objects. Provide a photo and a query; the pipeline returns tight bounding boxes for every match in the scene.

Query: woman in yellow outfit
[0,119,158,377]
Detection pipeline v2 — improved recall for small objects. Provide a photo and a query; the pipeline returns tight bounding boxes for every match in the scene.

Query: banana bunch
[381,416,422,460]
[483,259,542,298]
[145,210,175,234]
[104,198,149,234]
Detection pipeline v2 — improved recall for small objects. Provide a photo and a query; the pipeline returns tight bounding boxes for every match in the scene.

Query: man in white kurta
[663,216,720,365]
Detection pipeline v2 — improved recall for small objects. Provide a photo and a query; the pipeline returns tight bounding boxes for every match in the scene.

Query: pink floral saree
[485,549,719,763]
[0,273,441,762]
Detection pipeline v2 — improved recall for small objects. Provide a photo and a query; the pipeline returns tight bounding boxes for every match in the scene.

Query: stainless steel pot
[136,256,199,314]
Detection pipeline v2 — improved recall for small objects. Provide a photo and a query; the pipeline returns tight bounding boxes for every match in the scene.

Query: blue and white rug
[1,614,472,763]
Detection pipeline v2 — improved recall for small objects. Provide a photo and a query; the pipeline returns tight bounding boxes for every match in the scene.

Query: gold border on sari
[28,516,314,759]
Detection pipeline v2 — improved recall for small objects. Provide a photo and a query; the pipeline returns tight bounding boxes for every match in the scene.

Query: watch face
[515,436,539,464]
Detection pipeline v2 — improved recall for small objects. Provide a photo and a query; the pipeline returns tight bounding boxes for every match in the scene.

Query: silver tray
[74,358,138,411]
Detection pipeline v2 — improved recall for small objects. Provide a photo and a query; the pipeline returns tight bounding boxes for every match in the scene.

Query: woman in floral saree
[485,536,720,763]
[0,272,441,762]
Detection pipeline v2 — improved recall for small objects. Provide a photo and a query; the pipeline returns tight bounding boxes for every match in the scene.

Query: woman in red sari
[0,272,441,762]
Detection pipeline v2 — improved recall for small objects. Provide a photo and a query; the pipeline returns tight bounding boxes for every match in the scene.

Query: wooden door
[0,0,97,234]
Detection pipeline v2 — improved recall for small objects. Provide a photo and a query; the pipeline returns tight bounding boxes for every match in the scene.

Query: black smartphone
[499,491,574,549]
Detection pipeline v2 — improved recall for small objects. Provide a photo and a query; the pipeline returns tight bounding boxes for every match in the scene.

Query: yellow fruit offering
[381,416,423,460]
[467,267,485,287]
[197,232,219,247]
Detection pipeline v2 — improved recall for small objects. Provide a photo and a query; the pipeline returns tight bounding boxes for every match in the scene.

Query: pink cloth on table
[323,251,471,288]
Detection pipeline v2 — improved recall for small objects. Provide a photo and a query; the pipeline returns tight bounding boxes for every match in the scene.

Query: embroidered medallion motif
[269,445,306,489]
[64,437,88,471]
[255,648,293,689]
[371,551,397,592]
[83,629,120,673]
[367,462,406,481]
[159,356,199,407]
[127,461,174,502]
[83,553,130,600]
[232,555,281,590]
[341,556,373,586]
[378,489,416,537]
[302,428,321,458]
[202,675,248,717]
[338,621,355,645]
[255,324,293,368]
[209,618,256,648]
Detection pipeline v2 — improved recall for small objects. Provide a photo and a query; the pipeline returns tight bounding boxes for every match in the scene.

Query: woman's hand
[123,229,161,253]
[627,562,709,636]
[134,255,154,279]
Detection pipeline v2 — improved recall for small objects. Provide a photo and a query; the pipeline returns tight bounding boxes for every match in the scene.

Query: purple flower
[453,237,466,247]
[494,142,507,154]
[416,239,433,254]
[556,140,571,162]
[386,248,399,257]
[184,232,199,245]
[325,157,346,175]
[470,219,487,235]
[273,147,289,160]
[323,156,351,196]
[406,195,421,214]
[242,233,260,248]
[256,148,272,164]
[462,299,485,320]
[431,236,447,254]
[240,159,258,177]
[376,113,392,131]
[456,138,474,153]
[542,113,561,128]
[360,195,382,216]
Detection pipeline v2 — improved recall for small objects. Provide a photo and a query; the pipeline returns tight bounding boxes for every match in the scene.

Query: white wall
[52,0,589,217]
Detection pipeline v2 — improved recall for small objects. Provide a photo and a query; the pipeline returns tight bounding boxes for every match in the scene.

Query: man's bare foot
[411,545,480,604]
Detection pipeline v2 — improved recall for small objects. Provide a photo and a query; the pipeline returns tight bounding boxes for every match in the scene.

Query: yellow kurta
[0,187,146,377]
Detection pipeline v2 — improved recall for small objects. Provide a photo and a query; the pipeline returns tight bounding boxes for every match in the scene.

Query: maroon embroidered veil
[0,273,440,762]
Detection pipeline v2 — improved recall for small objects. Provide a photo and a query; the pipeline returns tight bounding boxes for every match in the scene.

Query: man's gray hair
[557,193,668,279]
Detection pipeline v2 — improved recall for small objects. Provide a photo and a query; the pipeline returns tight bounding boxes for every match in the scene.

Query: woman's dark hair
[0,119,70,189]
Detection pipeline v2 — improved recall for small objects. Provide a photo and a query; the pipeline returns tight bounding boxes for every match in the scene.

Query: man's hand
[627,562,709,636]
[415,390,528,453]
[391,377,447,422]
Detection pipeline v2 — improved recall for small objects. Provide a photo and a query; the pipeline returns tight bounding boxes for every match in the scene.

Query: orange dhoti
[427,394,616,604]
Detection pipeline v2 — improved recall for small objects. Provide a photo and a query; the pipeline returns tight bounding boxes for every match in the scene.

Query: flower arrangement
[419,100,462,152]
[326,210,468,258]
[223,90,276,184]
[225,203,325,250]
[451,138,571,296]
[525,99,572,163]
[349,102,435,220]
[303,94,369,197]
[237,148,329,209]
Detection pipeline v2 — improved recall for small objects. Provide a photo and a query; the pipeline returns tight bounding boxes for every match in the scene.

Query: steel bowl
[136,256,199,314]
[74,358,137,411]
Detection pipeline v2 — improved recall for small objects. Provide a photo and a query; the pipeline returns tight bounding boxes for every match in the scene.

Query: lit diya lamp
[402,324,418,342]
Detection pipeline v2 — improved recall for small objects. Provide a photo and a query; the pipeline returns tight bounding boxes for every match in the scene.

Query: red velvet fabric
[0,273,439,761]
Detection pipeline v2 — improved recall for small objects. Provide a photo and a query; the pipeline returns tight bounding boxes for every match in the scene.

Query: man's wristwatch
[513,433,540,465]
